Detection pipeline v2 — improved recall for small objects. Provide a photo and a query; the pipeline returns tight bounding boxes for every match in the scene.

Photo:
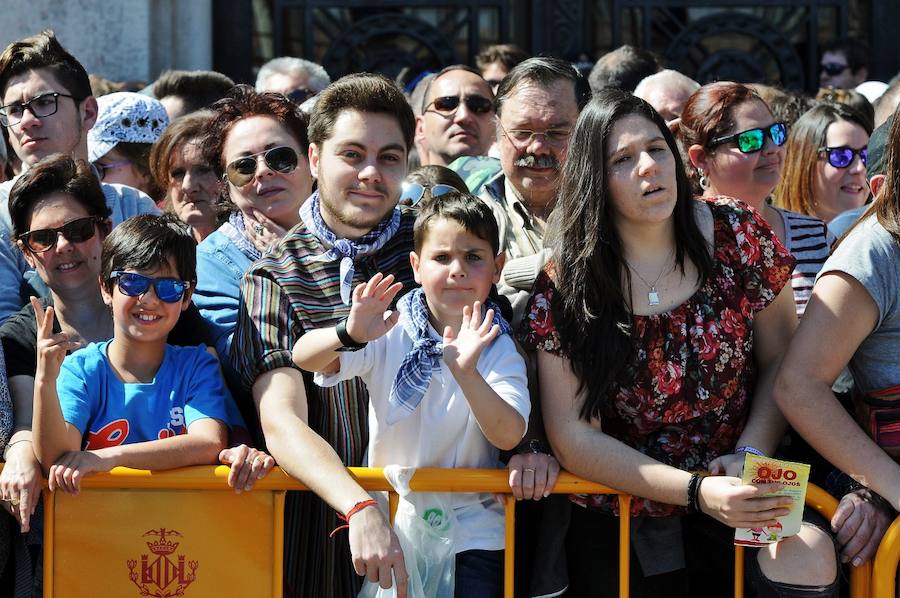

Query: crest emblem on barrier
[126,527,198,597]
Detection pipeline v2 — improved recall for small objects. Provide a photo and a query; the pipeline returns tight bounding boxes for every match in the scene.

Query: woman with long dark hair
[521,89,837,596]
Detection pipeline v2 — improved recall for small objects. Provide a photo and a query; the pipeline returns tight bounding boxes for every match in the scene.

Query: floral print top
[520,198,795,517]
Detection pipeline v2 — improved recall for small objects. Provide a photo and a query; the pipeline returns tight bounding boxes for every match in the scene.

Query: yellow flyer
[733,454,810,547]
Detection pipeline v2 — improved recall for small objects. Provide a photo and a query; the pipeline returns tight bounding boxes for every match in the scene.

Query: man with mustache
[416,65,495,166]
[481,57,585,324]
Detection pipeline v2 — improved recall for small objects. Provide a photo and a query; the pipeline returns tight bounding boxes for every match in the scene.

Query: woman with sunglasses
[0,155,269,594]
[524,88,837,597]
[149,111,220,242]
[680,82,831,317]
[774,114,900,575]
[192,85,313,369]
[773,102,873,226]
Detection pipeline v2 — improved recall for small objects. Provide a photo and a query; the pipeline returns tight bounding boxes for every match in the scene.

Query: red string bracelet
[330,499,379,537]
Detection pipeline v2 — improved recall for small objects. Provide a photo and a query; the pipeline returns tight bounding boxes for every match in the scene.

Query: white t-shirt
[316,310,530,552]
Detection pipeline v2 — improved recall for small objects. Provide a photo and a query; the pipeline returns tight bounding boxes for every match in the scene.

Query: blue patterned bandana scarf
[386,288,512,425]
[300,191,402,305]
[222,211,262,262]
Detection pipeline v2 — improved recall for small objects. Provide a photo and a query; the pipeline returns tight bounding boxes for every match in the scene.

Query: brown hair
[152,70,235,115]
[475,44,530,73]
[0,30,91,100]
[413,189,499,254]
[773,102,872,216]
[678,82,766,194]
[308,73,414,150]
[8,153,110,239]
[149,110,216,206]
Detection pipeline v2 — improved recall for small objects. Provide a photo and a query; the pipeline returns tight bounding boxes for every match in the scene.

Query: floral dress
[520,198,795,517]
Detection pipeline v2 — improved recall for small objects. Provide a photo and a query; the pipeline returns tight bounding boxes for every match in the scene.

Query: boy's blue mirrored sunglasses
[399,183,457,206]
[109,271,190,303]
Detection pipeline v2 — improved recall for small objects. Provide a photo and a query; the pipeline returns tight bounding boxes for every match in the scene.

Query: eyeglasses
[0,92,76,127]
[224,146,299,187]
[708,122,787,154]
[819,145,868,168]
[498,122,572,147]
[109,271,190,303]
[93,159,132,181]
[426,95,493,116]
[18,216,103,253]
[821,62,849,76]
[398,183,457,206]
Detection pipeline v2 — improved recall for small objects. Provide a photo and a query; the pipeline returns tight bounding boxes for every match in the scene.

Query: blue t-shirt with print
[57,340,237,450]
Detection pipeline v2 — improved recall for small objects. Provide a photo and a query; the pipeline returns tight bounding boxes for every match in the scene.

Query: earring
[697,168,710,190]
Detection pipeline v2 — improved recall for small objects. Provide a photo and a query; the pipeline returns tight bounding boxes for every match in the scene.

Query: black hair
[821,38,870,73]
[100,213,197,294]
[9,153,110,239]
[588,45,661,94]
[413,189,499,255]
[550,88,712,421]
[153,69,235,115]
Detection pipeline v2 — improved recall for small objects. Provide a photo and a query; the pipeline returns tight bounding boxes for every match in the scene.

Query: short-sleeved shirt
[818,215,900,393]
[57,340,232,449]
[520,198,795,517]
[773,208,832,317]
[316,309,529,552]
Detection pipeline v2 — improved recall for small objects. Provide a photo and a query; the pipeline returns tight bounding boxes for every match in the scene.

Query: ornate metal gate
[213,0,898,92]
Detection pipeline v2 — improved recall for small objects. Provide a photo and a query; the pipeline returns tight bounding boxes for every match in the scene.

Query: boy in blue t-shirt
[33,214,272,494]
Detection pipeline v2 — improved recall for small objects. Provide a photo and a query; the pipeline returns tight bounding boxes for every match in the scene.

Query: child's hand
[346,273,403,342]
[442,301,500,374]
[48,450,113,495]
[219,445,276,493]
[32,296,80,378]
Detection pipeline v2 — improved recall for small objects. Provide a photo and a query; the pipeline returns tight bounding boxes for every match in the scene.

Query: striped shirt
[231,207,416,598]
[775,208,833,317]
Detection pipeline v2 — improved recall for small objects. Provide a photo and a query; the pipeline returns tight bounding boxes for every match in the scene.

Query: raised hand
[442,301,500,374]
[346,273,403,343]
[32,296,80,379]
[245,208,287,253]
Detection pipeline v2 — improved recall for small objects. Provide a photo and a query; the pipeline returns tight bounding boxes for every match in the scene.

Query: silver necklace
[624,250,675,307]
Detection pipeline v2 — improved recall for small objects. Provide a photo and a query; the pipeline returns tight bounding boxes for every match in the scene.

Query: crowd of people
[0,26,895,598]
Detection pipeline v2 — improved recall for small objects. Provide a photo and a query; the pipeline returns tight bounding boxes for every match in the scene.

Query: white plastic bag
[358,465,457,598]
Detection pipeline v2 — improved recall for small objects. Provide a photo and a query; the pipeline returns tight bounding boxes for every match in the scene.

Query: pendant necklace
[624,249,675,307]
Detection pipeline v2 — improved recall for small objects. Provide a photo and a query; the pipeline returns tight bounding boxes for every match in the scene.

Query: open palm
[346,273,403,343]
[443,302,500,374]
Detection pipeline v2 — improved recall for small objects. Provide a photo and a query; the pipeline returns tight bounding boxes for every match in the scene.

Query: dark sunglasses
[224,146,299,187]
[18,216,103,253]
[819,145,868,168]
[286,88,314,104]
[109,271,190,303]
[821,62,849,76]
[399,183,457,206]
[427,95,493,115]
[708,122,787,154]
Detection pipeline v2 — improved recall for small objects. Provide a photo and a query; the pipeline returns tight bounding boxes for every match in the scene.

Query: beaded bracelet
[330,499,379,537]
[735,445,766,457]
[687,473,706,514]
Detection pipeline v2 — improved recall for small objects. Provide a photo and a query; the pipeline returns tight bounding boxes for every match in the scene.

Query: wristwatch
[520,438,550,455]
[335,319,367,352]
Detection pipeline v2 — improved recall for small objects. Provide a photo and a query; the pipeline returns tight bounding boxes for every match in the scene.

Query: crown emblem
[127,527,197,596]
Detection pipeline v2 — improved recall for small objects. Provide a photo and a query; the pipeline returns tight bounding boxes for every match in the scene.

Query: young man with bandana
[231,73,417,598]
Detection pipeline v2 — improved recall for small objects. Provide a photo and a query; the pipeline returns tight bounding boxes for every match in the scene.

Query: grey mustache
[514,154,560,169]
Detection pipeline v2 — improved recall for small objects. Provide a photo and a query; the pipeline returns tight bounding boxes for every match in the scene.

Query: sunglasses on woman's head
[18,216,103,253]
[224,146,299,187]
[426,95,494,116]
[819,146,868,169]
[708,122,787,154]
[109,271,190,303]
[398,183,457,206]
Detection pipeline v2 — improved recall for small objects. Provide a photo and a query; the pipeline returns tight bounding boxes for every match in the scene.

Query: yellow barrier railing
[36,466,872,598]
[873,514,900,597]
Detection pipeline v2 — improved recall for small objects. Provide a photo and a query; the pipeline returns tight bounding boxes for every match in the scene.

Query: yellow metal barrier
[872,515,900,597]
[33,466,869,598]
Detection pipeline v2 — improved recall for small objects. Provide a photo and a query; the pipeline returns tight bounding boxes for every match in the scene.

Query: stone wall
[0,0,212,85]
